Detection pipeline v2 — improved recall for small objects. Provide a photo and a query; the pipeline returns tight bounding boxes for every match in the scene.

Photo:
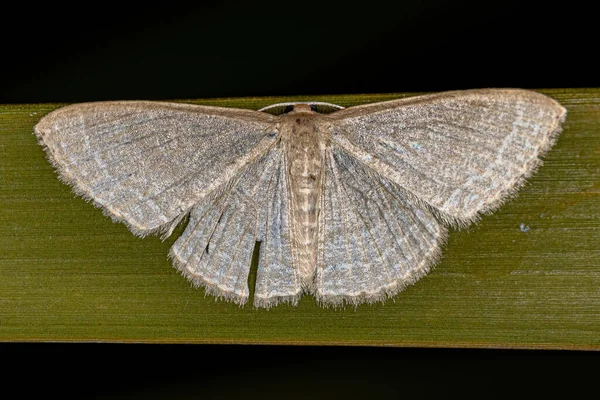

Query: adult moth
[34,89,566,308]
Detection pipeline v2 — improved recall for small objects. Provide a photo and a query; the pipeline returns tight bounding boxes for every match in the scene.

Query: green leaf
[1,89,599,348]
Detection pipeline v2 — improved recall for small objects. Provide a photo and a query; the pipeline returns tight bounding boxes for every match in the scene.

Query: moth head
[258,102,344,115]
[285,104,316,114]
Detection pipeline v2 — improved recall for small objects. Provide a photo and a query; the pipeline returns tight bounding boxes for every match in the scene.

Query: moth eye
[284,105,294,114]
[310,104,318,112]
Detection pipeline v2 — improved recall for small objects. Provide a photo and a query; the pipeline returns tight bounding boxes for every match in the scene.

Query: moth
[34,89,566,308]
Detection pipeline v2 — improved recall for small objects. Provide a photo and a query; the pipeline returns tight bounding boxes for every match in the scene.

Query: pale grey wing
[253,148,301,308]
[169,151,276,304]
[169,147,301,306]
[330,89,566,224]
[35,101,277,236]
[316,146,447,307]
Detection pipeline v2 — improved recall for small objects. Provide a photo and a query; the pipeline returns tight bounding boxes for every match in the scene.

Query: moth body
[277,104,330,290]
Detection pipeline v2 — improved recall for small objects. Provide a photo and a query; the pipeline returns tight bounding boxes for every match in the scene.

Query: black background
[2,0,598,103]
[2,1,598,397]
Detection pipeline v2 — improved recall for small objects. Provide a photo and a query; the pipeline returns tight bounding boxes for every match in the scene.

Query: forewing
[35,101,277,236]
[330,89,566,224]
[316,146,446,306]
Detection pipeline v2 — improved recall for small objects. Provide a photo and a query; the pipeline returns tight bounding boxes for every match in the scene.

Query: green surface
[1,89,599,348]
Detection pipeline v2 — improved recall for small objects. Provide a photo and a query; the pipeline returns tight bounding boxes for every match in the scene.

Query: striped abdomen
[286,117,324,290]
